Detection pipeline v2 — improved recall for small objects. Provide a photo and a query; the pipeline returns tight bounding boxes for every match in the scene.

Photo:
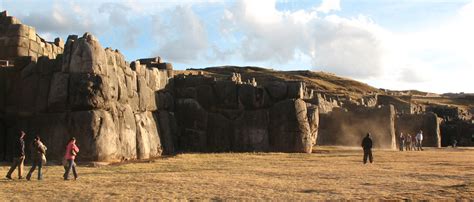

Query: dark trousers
[26,159,43,180]
[6,156,25,178]
[363,149,373,164]
[64,159,78,180]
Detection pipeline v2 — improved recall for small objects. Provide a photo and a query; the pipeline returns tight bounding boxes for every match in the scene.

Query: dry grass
[1,147,474,200]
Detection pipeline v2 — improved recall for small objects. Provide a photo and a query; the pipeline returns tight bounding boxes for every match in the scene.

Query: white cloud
[152,6,209,63]
[221,0,386,78]
[316,0,341,13]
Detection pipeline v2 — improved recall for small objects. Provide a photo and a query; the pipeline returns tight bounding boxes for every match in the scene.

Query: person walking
[405,134,412,151]
[26,136,47,181]
[63,137,79,180]
[361,133,373,164]
[399,132,405,151]
[416,130,424,151]
[5,131,26,180]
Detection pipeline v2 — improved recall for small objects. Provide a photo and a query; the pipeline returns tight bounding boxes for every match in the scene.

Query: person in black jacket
[361,133,373,164]
[6,131,26,179]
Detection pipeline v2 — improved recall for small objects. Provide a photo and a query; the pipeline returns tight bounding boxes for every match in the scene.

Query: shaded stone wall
[171,74,318,153]
[395,113,441,148]
[0,32,173,161]
[317,105,396,149]
[0,11,64,60]
[441,121,474,147]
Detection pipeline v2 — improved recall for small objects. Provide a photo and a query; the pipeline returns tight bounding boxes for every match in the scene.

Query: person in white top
[416,130,423,151]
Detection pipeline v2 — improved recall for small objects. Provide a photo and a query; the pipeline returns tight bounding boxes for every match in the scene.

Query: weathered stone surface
[47,72,69,111]
[269,99,313,153]
[206,112,233,152]
[68,110,119,161]
[135,111,162,159]
[233,110,269,152]
[68,73,108,110]
[287,81,305,99]
[265,81,287,100]
[175,99,208,152]
[156,110,178,155]
[112,104,137,160]
[214,81,238,109]
[66,33,108,75]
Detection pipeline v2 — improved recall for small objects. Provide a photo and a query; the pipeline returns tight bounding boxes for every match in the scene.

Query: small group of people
[5,130,80,181]
[398,130,424,151]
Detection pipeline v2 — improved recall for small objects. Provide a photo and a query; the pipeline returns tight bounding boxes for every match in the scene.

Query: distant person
[452,139,458,148]
[64,137,80,180]
[26,136,47,181]
[5,131,26,180]
[411,134,417,151]
[405,134,412,151]
[361,133,373,164]
[416,130,423,151]
[399,132,405,151]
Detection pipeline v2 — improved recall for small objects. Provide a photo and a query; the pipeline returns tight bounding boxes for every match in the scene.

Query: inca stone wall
[171,74,319,153]
[395,113,442,147]
[317,105,396,149]
[0,31,173,161]
[0,11,64,60]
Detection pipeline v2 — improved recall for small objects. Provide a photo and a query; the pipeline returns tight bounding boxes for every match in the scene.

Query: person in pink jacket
[63,137,79,180]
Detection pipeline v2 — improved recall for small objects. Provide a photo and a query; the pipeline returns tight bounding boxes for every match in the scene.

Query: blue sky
[1,0,473,93]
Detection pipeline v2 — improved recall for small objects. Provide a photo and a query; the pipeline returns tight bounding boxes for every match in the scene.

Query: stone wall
[317,105,396,149]
[0,11,64,61]
[0,32,173,161]
[395,113,441,148]
[171,74,318,153]
[441,121,474,147]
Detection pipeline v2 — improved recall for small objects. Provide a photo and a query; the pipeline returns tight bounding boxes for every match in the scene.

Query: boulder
[65,33,108,75]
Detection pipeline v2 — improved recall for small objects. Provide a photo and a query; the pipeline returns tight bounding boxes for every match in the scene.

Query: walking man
[416,130,424,151]
[26,136,47,181]
[5,131,26,180]
[399,132,405,151]
[361,133,373,164]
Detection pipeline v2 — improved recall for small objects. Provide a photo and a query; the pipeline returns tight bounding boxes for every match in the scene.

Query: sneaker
[5,175,12,180]
[18,176,23,180]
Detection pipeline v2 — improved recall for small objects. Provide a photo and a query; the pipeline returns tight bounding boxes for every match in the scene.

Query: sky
[1,0,473,93]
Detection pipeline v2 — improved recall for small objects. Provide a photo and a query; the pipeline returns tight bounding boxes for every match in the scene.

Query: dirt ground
[1,147,473,200]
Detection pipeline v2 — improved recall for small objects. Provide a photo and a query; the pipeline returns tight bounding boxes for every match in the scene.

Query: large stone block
[156,110,178,155]
[265,81,287,101]
[135,111,162,159]
[214,81,239,109]
[111,104,137,160]
[68,110,120,161]
[206,113,233,152]
[233,110,270,152]
[65,33,108,75]
[269,99,313,153]
[47,72,69,112]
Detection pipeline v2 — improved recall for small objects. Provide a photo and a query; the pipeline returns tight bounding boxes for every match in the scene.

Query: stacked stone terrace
[0,11,64,61]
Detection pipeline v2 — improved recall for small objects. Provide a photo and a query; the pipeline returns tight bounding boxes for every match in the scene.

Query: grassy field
[1,147,474,200]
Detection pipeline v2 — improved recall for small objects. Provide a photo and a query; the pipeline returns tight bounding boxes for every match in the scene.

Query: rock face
[0,29,172,161]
